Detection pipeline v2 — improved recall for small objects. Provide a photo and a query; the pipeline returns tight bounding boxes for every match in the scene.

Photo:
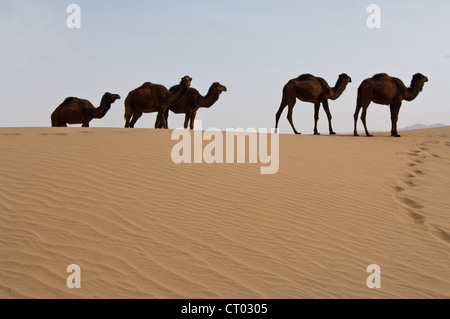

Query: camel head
[103,92,121,104]
[180,76,193,88]
[412,73,429,91]
[212,82,228,94]
[338,73,352,84]
[100,93,121,111]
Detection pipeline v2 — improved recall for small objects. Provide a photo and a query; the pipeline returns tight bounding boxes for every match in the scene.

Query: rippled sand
[0,127,449,299]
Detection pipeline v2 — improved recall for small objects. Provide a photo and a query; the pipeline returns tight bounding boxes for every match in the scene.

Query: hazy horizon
[1,0,449,134]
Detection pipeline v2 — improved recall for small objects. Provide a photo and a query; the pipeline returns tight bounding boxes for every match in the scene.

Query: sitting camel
[354,73,429,137]
[155,82,227,129]
[275,74,352,135]
[51,92,120,127]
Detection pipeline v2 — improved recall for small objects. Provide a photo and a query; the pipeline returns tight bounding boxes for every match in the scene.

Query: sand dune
[0,126,449,299]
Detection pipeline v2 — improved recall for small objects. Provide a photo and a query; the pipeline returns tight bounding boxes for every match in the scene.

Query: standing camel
[51,92,120,127]
[155,82,227,129]
[353,73,429,137]
[275,74,352,135]
[124,76,192,129]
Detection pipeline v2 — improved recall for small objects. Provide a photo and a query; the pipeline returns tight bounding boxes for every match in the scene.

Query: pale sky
[1,0,449,133]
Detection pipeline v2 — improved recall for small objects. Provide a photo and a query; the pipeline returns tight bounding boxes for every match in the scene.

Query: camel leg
[361,106,373,137]
[390,103,401,137]
[322,101,336,135]
[129,111,142,128]
[155,109,169,129]
[82,122,90,128]
[287,103,301,135]
[154,113,161,129]
[125,107,133,128]
[189,112,197,130]
[184,113,191,129]
[353,90,364,136]
[353,105,362,136]
[164,109,170,129]
[53,121,67,127]
[158,110,168,129]
[51,116,60,127]
[275,98,288,133]
[313,103,321,135]
[51,114,68,127]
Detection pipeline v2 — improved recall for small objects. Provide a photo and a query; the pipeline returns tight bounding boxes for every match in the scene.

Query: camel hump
[296,74,315,81]
[63,97,79,104]
[372,73,390,81]
[139,82,153,89]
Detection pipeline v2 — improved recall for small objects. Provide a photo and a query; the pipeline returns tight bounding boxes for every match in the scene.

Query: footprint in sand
[406,173,415,179]
[394,147,449,244]
[409,151,425,158]
[421,140,440,145]
[403,169,416,187]
[398,196,425,209]
[430,226,450,245]
[403,179,416,187]
[393,185,426,224]
[394,186,405,193]
[412,147,442,159]
[406,209,426,225]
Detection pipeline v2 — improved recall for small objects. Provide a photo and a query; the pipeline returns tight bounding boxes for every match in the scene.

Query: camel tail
[356,85,363,108]
[278,85,288,109]
[275,85,289,130]
[124,95,133,127]
[354,85,364,119]
[124,97,130,120]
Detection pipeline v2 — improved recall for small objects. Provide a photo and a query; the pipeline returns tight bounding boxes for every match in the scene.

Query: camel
[51,92,120,127]
[275,73,352,135]
[124,76,192,129]
[353,73,429,137]
[155,82,227,130]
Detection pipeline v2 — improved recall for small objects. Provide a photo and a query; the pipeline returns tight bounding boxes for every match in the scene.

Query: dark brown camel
[353,73,429,137]
[51,92,120,127]
[275,74,352,135]
[155,82,227,129]
[124,76,192,129]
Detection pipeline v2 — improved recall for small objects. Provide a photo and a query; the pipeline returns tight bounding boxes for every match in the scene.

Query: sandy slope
[0,126,449,299]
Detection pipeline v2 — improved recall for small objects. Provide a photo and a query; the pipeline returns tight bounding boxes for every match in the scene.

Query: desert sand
[0,126,449,299]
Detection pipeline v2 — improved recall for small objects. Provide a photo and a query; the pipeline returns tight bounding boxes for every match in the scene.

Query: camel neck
[198,87,220,108]
[331,78,347,100]
[405,79,424,101]
[93,98,112,118]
